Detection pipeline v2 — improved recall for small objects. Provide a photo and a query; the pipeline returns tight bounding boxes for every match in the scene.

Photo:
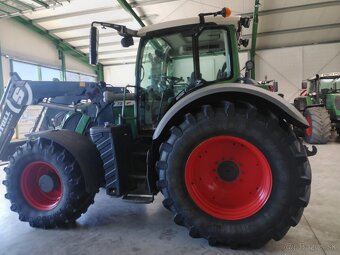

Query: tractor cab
[136,17,240,131]
[303,73,340,104]
[90,9,248,137]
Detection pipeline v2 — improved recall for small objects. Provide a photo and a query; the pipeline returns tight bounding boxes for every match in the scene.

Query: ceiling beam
[30,0,49,8]
[0,0,70,18]
[49,18,132,33]
[75,39,140,51]
[239,39,340,53]
[76,41,122,50]
[242,1,340,17]
[50,0,65,6]
[129,0,179,8]
[63,33,115,42]
[0,9,10,15]
[12,16,96,70]
[103,61,136,66]
[117,0,145,27]
[243,22,340,38]
[0,1,23,12]
[32,0,177,23]
[64,30,143,42]
[33,6,121,23]
[98,48,137,55]
[10,0,35,11]
[99,55,136,61]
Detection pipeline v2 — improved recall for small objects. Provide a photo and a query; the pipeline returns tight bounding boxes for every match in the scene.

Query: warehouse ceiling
[1,0,340,66]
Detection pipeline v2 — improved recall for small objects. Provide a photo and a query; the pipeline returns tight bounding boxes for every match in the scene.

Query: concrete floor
[0,142,339,255]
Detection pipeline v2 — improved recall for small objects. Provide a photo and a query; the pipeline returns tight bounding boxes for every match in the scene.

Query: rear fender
[153,83,308,141]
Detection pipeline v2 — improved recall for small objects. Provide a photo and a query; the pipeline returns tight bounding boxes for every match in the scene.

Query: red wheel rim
[185,136,272,220]
[305,116,312,137]
[20,161,63,211]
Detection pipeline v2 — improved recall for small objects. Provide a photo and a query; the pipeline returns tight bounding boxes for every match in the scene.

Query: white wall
[255,42,340,102]
[104,64,135,86]
[1,56,10,86]
[0,18,95,85]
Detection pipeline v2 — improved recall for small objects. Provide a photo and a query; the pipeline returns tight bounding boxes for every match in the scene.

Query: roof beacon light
[199,7,232,24]
[222,7,232,18]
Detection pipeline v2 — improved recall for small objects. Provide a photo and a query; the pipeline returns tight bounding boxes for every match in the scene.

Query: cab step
[122,194,154,204]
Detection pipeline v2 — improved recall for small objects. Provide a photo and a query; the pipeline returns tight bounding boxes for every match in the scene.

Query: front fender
[29,130,104,193]
[153,83,308,140]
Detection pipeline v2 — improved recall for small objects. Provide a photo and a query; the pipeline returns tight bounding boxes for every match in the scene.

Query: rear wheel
[303,107,331,144]
[157,101,311,248]
[3,138,96,228]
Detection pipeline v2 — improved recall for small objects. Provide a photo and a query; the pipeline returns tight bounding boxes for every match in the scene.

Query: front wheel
[157,101,311,248]
[3,138,96,228]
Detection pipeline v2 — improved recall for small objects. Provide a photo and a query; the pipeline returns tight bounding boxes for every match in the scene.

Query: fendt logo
[6,83,33,114]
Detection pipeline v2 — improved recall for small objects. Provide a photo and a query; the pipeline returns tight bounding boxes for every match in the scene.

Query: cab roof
[309,72,340,80]
[137,16,240,37]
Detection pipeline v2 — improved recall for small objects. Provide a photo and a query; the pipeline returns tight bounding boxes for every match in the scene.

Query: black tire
[3,138,96,228]
[157,101,311,248]
[303,107,331,144]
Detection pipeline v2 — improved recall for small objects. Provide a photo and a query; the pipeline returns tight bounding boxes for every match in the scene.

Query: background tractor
[294,73,340,144]
[0,8,313,248]
[241,60,279,93]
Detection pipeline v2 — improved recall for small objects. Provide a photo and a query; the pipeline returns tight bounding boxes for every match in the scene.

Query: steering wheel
[160,75,184,88]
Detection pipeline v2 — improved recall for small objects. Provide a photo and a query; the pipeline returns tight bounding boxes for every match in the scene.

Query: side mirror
[89,26,99,65]
[273,81,278,92]
[301,80,308,89]
[240,17,251,28]
[121,36,134,48]
[239,38,249,47]
[245,60,254,71]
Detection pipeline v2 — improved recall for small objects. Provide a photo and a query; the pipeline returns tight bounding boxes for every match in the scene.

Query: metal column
[97,63,104,82]
[116,0,145,27]
[250,0,260,79]
[58,48,66,81]
[0,45,3,97]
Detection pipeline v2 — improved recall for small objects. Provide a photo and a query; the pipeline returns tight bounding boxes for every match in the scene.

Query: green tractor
[294,73,340,144]
[1,8,313,248]
[256,78,279,93]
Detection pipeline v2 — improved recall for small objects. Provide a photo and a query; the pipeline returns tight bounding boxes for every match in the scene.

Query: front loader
[1,8,313,248]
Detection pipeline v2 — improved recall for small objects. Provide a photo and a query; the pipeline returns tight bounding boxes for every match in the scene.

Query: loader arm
[0,73,105,161]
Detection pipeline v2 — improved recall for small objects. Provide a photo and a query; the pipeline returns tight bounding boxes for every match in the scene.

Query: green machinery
[294,73,340,144]
[241,60,279,93]
[1,8,314,248]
